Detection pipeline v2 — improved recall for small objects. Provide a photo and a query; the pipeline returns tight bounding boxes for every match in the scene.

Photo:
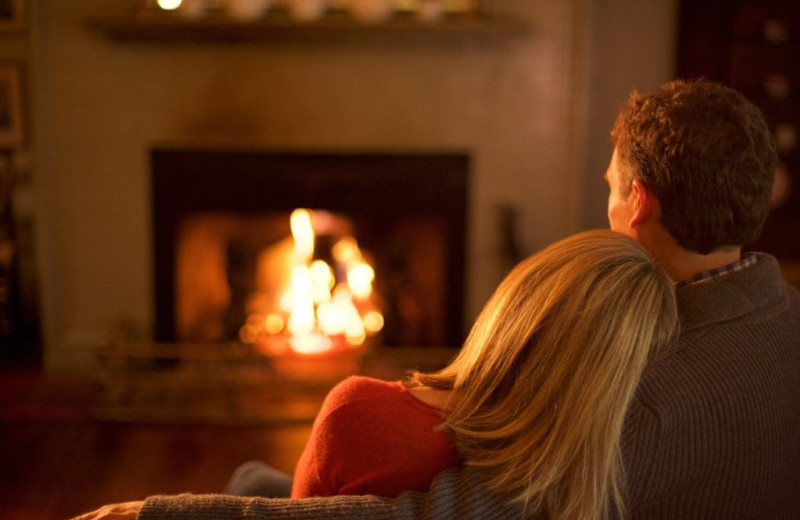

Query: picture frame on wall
[0,66,23,149]
[0,0,23,31]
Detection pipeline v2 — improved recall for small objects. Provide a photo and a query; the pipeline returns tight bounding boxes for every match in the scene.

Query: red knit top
[291,375,461,498]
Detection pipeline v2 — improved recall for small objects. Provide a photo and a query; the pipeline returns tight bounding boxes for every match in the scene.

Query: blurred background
[0,1,797,517]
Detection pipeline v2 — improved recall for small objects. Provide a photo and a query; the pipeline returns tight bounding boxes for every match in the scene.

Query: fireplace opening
[152,149,469,349]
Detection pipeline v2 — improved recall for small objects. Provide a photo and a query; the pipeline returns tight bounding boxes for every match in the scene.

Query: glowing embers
[240,209,384,356]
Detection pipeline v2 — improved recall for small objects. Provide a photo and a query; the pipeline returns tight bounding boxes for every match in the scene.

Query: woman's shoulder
[324,376,405,408]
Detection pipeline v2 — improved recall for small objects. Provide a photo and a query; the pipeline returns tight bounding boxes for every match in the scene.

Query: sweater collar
[675,253,786,334]
[675,253,758,289]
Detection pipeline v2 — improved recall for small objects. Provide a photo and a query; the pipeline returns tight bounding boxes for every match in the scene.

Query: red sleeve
[291,376,367,498]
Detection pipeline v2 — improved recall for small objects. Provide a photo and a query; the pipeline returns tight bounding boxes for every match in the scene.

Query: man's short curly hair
[611,79,777,254]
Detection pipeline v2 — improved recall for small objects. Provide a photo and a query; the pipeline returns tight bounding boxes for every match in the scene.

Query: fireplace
[151,149,469,350]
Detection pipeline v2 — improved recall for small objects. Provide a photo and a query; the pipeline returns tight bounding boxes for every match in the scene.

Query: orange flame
[241,209,383,355]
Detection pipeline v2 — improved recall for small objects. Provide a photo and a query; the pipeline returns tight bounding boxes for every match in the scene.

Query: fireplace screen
[152,150,469,349]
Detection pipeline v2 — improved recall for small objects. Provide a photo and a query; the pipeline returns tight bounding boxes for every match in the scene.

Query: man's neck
[657,246,742,283]
[636,225,742,283]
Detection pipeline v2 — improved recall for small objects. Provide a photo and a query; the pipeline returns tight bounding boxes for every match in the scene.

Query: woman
[232,230,678,520]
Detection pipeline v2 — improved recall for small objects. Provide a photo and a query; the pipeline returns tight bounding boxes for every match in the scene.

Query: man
[74,79,800,520]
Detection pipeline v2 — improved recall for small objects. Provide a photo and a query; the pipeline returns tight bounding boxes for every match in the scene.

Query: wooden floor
[0,369,312,520]
[0,347,457,519]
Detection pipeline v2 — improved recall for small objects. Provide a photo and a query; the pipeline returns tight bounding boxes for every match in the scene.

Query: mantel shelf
[84,11,529,43]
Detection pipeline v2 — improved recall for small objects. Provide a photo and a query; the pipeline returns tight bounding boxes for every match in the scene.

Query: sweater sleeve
[138,468,524,520]
[291,379,354,497]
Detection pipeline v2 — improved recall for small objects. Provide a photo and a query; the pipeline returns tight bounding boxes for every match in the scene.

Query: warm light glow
[249,208,384,356]
[310,260,334,303]
[157,0,182,10]
[363,311,384,333]
[317,286,353,335]
[287,266,315,335]
[290,333,333,355]
[291,209,315,264]
[347,332,366,346]
[265,314,284,334]
[332,236,361,264]
[239,323,258,344]
[316,302,341,336]
[348,263,374,299]
[345,315,366,345]
[279,290,293,313]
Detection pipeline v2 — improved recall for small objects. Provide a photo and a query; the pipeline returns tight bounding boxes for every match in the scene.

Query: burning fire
[240,209,384,356]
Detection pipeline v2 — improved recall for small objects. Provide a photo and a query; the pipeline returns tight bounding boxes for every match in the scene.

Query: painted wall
[30,0,675,370]
[580,0,678,228]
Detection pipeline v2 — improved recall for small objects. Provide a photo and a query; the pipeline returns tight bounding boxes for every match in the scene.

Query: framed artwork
[0,66,23,149]
[0,0,23,31]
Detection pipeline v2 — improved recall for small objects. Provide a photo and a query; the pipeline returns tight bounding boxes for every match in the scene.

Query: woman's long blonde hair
[407,230,678,520]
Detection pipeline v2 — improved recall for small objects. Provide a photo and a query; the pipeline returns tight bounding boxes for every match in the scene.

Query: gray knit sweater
[140,253,800,520]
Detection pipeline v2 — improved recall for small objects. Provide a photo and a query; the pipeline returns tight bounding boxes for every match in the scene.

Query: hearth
[151,149,469,350]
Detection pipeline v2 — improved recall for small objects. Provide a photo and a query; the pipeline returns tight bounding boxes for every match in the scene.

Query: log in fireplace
[151,148,469,350]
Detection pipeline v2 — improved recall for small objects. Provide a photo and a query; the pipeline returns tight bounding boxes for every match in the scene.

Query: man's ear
[629,179,654,229]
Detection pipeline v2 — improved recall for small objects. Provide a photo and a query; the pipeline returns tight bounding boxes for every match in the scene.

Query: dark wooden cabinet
[678,0,800,262]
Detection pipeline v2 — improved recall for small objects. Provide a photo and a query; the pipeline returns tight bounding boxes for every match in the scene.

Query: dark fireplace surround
[151,148,469,349]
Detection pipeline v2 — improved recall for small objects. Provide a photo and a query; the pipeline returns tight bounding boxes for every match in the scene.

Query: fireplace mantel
[84,11,529,43]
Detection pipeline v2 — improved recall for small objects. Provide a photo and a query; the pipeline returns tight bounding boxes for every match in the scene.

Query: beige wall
[580,0,678,227]
[31,0,675,370]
